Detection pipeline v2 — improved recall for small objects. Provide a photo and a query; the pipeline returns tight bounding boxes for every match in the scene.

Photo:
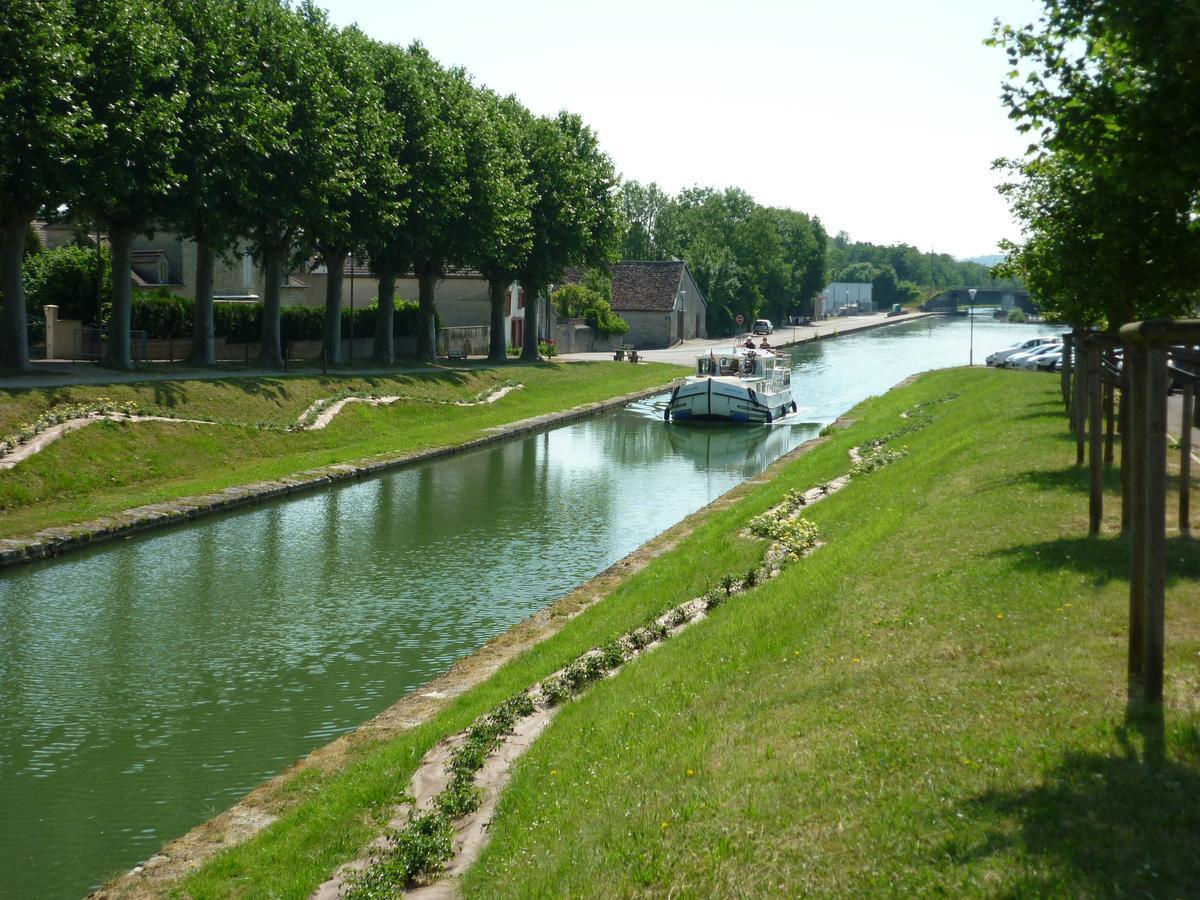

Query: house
[590,260,708,348]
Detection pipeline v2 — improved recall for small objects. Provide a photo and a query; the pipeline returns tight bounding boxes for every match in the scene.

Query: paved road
[558,311,935,366]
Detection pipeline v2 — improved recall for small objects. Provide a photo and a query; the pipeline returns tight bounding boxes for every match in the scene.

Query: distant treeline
[617,182,826,336]
[617,182,1020,334]
[825,232,1022,309]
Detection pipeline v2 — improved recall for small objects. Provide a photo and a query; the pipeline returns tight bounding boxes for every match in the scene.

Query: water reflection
[0,314,1046,897]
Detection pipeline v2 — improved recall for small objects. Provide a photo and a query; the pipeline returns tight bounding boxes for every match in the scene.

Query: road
[558,311,936,365]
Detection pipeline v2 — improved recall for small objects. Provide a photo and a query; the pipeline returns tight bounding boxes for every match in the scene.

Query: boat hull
[667,377,794,424]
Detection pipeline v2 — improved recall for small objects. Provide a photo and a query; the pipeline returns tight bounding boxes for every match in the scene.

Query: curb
[0,383,674,570]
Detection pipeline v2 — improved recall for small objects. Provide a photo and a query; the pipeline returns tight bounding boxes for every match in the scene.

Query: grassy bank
[0,361,679,538]
[162,367,1199,898]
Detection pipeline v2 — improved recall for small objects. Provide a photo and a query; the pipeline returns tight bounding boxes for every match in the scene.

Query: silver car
[986,336,1059,367]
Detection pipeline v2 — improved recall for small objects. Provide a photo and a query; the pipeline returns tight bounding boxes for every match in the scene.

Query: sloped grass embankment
[0,361,678,539]
[174,368,1199,897]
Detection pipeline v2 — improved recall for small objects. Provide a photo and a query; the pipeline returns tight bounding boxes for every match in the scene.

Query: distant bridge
[923,288,1038,315]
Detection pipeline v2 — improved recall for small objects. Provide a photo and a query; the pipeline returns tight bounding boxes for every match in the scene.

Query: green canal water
[0,314,1046,897]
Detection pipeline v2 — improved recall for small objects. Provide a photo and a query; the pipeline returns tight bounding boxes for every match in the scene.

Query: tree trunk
[258,245,285,369]
[488,275,509,363]
[415,263,437,362]
[104,223,134,371]
[0,218,32,373]
[373,263,396,364]
[521,279,540,361]
[188,237,217,365]
[322,246,347,364]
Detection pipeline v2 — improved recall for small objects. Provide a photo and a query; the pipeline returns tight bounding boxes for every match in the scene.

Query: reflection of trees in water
[319,489,342,592]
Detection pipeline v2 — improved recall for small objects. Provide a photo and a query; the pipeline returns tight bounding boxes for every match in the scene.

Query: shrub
[346,812,453,896]
[124,294,421,342]
[1007,308,1028,323]
[551,283,630,337]
[22,244,110,323]
[539,339,557,357]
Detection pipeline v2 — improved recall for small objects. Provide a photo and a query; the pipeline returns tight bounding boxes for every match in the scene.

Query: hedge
[129,292,421,342]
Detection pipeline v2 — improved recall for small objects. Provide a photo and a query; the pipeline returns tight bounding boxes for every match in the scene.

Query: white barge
[665,347,796,424]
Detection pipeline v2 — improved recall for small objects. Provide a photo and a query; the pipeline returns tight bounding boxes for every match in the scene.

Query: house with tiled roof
[562,260,707,349]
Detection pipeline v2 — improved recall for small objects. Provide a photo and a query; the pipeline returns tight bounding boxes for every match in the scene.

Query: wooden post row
[1088,345,1103,535]
[1181,382,1194,536]
[1142,346,1168,704]
[1126,342,1147,692]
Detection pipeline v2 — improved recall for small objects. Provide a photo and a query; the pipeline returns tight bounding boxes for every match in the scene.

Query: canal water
[0,314,1045,897]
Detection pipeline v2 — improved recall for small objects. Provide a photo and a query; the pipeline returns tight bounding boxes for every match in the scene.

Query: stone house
[568,260,707,349]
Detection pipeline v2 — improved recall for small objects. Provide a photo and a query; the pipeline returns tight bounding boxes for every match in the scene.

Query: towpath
[557,310,936,364]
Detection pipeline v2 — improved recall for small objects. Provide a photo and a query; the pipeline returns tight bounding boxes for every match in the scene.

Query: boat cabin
[696,350,780,379]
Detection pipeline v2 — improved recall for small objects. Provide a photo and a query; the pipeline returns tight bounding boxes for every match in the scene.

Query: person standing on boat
[759,337,771,349]
[743,336,756,349]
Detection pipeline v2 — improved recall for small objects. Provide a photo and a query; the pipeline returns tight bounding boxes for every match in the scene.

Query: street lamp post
[349,251,355,362]
[968,287,977,365]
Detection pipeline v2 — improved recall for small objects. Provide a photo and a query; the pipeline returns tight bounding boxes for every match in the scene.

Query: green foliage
[617,182,827,334]
[22,244,110,322]
[551,283,629,336]
[538,339,557,358]
[346,811,453,897]
[826,242,1019,301]
[1007,308,1028,323]
[127,295,420,342]
[991,1,1200,326]
[71,0,185,228]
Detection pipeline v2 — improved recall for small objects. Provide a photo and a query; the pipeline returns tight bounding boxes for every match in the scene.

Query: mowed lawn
[463,368,1200,896]
[0,361,680,538]
[171,367,1199,899]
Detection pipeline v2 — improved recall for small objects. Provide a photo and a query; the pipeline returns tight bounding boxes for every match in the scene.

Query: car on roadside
[986,336,1058,367]
[752,319,773,335]
[1005,342,1063,369]
[1019,344,1067,370]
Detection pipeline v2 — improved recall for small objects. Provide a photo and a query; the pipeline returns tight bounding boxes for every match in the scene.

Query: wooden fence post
[1104,375,1115,465]
[1120,367,1131,532]
[1126,342,1147,692]
[1074,339,1088,464]
[1181,383,1194,536]
[1088,344,1103,534]
[1143,346,1168,704]
[1061,333,1073,412]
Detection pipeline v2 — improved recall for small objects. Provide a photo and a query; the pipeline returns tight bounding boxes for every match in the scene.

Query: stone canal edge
[91,412,859,899]
[0,382,673,570]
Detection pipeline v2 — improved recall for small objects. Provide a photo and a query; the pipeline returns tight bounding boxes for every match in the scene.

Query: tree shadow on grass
[1013,407,1071,421]
[1015,464,1124,496]
[943,704,1200,897]
[989,535,1200,586]
[151,380,189,410]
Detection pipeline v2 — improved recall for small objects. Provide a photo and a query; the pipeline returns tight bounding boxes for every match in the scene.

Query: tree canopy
[617,182,826,335]
[991,0,1200,328]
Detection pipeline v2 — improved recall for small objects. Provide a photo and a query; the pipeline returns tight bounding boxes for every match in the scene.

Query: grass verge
[166,367,1198,898]
[0,361,679,538]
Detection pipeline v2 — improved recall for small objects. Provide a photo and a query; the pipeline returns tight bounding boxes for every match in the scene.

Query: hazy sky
[320,0,1046,260]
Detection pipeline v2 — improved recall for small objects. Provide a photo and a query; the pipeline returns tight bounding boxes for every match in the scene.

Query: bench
[614,343,637,362]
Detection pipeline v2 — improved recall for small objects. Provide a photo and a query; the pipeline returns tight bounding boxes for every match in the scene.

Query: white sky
[320,0,1045,260]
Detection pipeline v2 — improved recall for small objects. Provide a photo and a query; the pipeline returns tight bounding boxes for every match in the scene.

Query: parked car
[986,336,1058,367]
[1019,344,1067,370]
[1005,343,1062,369]
[753,319,773,335]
